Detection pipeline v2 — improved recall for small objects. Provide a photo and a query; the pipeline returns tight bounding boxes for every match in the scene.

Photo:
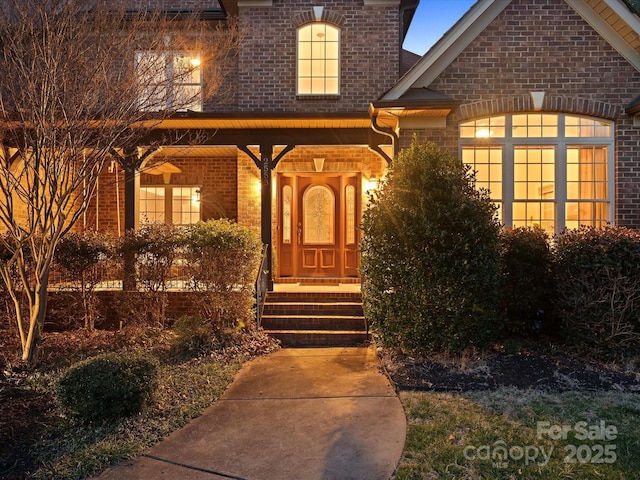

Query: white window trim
[140,185,202,226]
[460,113,615,233]
[296,23,340,96]
[135,51,202,112]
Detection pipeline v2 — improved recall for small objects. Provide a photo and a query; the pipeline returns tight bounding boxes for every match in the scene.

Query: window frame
[139,185,201,226]
[296,22,340,96]
[459,113,615,233]
[134,51,202,112]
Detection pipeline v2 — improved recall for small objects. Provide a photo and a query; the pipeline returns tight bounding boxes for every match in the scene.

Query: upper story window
[297,23,339,95]
[135,52,202,112]
[460,113,614,233]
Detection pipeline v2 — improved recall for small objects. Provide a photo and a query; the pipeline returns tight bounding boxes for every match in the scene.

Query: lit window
[135,52,202,111]
[460,116,505,138]
[461,113,613,233]
[297,23,339,95]
[140,186,200,225]
[512,114,557,138]
[462,146,503,217]
[140,187,165,223]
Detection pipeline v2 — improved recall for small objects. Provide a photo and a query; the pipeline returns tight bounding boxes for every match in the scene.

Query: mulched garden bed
[381,343,640,393]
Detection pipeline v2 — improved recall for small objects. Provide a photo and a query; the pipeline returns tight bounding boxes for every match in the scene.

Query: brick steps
[262,291,368,347]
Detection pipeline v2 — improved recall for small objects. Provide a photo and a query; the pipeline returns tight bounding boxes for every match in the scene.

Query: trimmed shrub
[361,140,502,354]
[500,227,555,337]
[182,219,262,331]
[56,352,160,423]
[54,232,113,330]
[117,224,183,325]
[554,226,640,359]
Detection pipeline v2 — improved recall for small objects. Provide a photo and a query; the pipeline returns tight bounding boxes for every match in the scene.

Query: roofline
[382,0,640,102]
[381,0,511,101]
[566,0,640,72]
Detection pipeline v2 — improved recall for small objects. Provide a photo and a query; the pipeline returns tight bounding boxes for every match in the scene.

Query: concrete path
[97,347,407,480]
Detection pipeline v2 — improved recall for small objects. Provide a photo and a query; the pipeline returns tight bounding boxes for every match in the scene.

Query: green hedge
[500,227,555,337]
[554,226,640,359]
[361,140,502,354]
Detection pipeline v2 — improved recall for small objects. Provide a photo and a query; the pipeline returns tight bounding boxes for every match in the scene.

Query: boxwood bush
[56,351,160,423]
[361,140,502,354]
[500,226,555,337]
[554,226,640,359]
[182,219,262,331]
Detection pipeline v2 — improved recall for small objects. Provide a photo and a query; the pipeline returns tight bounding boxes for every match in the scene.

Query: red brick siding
[236,2,399,112]
[140,156,238,222]
[400,0,640,228]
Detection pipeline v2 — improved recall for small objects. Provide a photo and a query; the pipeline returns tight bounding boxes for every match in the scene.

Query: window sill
[296,94,341,101]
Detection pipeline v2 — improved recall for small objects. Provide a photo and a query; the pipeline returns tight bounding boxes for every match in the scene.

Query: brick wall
[140,156,238,221]
[236,1,399,112]
[400,0,640,228]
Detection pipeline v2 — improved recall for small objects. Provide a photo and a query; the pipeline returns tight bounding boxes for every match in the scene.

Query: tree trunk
[21,277,49,367]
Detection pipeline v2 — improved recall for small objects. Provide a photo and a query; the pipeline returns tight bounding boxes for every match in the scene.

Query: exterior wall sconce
[191,188,201,207]
[365,177,380,200]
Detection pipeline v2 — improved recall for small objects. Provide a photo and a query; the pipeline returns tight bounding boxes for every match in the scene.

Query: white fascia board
[382,0,511,101]
[601,0,640,34]
[566,0,640,72]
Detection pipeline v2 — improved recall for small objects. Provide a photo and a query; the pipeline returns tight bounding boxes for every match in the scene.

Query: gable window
[461,113,613,233]
[135,52,202,111]
[140,186,201,225]
[297,23,339,95]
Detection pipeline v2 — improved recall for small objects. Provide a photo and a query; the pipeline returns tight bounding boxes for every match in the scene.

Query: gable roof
[381,0,640,102]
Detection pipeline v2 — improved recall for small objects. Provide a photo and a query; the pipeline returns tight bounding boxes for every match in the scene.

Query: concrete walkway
[97,347,407,480]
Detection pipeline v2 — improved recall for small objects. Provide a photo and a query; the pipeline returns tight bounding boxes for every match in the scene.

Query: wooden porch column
[121,147,140,291]
[260,144,274,291]
[239,144,295,292]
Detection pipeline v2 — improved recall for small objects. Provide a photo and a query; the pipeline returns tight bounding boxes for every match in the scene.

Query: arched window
[460,113,614,233]
[297,23,339,95]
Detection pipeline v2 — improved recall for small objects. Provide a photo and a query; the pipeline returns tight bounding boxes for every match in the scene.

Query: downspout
[369,103,398,165]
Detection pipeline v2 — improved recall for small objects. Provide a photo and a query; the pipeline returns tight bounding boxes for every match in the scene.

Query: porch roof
[137,111,391,148]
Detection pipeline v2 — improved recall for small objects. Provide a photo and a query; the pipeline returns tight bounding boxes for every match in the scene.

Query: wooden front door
[278,173,360,278]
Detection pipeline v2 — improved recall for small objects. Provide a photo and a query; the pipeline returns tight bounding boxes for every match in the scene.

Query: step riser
[267,332,369,347]
[262,291,367,347]
[263,305,364,316]
[262,317,366,331]
[265,293,362,303]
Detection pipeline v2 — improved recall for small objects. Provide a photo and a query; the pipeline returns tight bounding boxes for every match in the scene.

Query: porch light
[191,189,201,206]
[365,177,379,195]
[190,57,201,67]
[475,128,491,138]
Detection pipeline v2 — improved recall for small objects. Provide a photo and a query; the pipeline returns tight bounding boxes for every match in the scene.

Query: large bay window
[135,52,202,111]
[461,113,613,233]
[297,22,339,95]
[140,186,201,225]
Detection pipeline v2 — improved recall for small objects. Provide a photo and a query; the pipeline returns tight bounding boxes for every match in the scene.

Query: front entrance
[277,173,361,278]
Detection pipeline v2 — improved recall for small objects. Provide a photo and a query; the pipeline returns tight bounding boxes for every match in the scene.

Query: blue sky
[403,0,477,55]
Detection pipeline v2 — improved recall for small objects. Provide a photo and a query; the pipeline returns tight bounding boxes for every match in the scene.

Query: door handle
[297,223,302,246]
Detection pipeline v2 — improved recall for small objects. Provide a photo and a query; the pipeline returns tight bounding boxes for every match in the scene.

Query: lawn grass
[29,355,244,480]
[395,388,640,480]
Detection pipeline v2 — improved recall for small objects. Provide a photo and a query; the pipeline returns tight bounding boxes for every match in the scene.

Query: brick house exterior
[86,0,640,286]
[375,0,640,232]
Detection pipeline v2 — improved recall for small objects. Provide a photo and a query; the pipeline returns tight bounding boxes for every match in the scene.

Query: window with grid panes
[460,114,613,233]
